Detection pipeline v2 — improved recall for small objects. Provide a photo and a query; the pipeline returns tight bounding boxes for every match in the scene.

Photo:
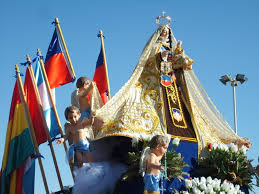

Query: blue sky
[0,0,258,193]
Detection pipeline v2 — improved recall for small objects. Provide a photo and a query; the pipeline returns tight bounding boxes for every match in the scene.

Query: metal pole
[231,82,238,134]
[220,74,247,135]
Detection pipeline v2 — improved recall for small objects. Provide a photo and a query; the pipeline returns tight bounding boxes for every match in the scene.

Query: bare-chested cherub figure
[57,106,93,167]
[144,135,169,194]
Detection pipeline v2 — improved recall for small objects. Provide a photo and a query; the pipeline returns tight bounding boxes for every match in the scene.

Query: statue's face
[160,28,169,39]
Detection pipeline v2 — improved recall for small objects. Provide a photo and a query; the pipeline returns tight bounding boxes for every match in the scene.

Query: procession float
[69,14,257,194]
[1,14,258,194]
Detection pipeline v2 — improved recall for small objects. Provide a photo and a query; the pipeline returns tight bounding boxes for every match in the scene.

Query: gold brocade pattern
[166,82,187,128]
[95,26,174,139]
[96,54,165,138]
[144,190,160,194]
[170,135,197,142]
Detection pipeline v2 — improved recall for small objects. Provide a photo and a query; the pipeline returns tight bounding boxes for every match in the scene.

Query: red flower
[186,174,192,179]
[229,172,237,182]
[207,143,212,150]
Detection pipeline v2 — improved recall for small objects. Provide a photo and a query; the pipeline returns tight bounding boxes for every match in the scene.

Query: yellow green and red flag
[0,81,34,194]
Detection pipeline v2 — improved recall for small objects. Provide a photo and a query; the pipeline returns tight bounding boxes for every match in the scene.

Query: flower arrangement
[162,137,189,180]
[178,176,245,194]
[194,142,255,191]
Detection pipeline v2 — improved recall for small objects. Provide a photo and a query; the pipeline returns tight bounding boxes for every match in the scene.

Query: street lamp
[219,74,248,134]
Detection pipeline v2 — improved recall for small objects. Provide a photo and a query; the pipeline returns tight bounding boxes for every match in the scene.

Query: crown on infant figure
[156,11,171,26]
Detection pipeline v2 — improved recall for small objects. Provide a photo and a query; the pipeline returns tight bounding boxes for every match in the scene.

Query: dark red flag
[93,47,109,104]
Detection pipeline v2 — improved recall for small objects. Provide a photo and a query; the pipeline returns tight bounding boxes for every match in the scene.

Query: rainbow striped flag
[0,81,35,194]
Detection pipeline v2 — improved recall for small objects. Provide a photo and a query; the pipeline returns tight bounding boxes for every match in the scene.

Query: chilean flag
[161,75,172,87]
[45,28,74,89]
[93,47,109,104]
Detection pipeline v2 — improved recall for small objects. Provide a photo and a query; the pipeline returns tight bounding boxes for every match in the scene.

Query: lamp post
[219,74,248,135]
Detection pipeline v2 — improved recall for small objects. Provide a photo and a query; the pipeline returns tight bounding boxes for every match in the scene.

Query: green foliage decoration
[194,143,256,191]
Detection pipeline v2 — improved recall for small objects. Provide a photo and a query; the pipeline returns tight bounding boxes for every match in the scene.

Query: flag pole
[99,30,111,99]
[15,64,50,194]
[26,55,64,190]
[55,18,76,79]
[37,49,75,179]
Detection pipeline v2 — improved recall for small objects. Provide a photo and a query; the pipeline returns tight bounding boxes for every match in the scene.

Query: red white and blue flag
[93,47,109,104]
[161,75,172,87]
[45,28,74,89]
